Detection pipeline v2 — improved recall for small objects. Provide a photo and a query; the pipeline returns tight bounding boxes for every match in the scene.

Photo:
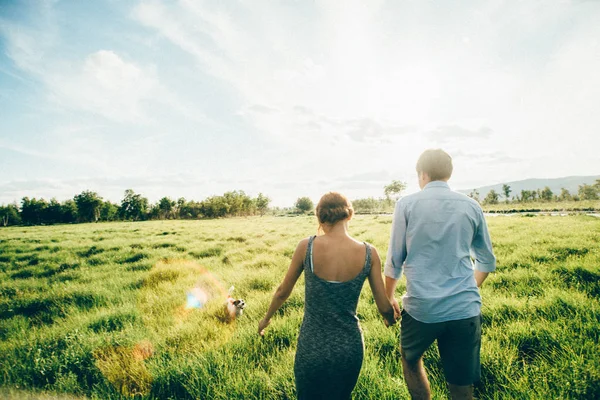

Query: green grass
[0,216,599,399]
[482,199,600,213]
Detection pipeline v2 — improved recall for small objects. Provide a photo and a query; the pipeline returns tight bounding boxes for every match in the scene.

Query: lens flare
[186,287,209,309]
[184,265,229,310]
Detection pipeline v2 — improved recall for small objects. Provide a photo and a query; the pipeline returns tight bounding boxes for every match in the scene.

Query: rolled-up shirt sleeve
[472,209,496,272]
[384,200,408,280]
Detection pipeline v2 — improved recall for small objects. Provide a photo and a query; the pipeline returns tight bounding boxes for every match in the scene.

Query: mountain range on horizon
[457,175,600,200]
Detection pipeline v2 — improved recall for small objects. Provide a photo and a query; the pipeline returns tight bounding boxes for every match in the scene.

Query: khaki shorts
[400,310,482,386]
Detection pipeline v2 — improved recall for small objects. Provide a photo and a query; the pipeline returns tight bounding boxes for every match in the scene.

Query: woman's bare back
[311,235,368,282]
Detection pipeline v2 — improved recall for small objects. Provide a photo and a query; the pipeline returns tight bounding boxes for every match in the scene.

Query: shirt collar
[424,181,450,190]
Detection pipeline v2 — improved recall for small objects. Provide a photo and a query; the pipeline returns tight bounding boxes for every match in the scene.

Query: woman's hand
[384,313,397,327]
[258,239,307,337]
[258,318,271,336]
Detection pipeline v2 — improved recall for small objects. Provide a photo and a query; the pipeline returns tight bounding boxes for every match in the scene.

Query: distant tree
[148,203,160,220]
[527,190,536,202]
[352,198,381,214]
[558,188,572,202]
[200,196,229,218]
[295,197,314,213]
[120,189,149,221]
[0,204,21,226]
[384,180,407,202]
[244,196,256,215]
[74,191,103,223]
[223,191,241,216]
[176,197,186,218]
[158,197,176,219]
[56,200,76,223]
[181,200,202,219]
[502,184,511,203]
[21,197,48,225]
[520,190,537,203]
[221,191,255,216]
[540,186,554,202]
[483,190,499,205]
[578,184,599,200]
[45,198,64,224]
[255,193,270,216]
[468,189,480,203]
[100,201,119,221]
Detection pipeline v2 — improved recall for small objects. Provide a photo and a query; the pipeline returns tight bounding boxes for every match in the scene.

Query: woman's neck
[321,220,350,237]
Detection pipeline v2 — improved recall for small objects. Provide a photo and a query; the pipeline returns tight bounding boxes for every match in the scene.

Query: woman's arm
[367,247,397,327]
[258,238,308,336]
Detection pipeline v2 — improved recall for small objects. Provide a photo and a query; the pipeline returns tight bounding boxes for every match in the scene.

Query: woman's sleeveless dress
[294,235,372,400]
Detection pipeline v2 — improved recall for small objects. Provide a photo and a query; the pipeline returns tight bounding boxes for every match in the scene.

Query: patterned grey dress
[294,235,372,400]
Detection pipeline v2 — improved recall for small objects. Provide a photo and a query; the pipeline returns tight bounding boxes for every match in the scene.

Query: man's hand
[258,318,271,336]
[391,297,401,320]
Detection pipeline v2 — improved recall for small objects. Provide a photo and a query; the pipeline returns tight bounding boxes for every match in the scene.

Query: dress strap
[363,242,372,275]
[305,235,316,272]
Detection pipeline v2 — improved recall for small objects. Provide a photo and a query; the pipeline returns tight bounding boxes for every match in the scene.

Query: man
[384,149,496,400]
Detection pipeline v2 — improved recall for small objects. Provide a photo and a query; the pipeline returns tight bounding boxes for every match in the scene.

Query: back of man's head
[416,149,453,181]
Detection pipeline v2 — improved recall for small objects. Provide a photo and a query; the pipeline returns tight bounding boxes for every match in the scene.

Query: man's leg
[447,383,473,400]
[437,315,482,400]
[400,311,441,400]
[401,349,431,400]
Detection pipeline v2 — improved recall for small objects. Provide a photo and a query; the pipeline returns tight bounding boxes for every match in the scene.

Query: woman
[258,192,397,399]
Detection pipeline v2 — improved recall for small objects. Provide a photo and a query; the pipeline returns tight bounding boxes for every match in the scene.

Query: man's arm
[385,276,401,318]
[384,200,407,307]
[385,276,398,300]
[474,270,489,288]
[471,208,496,287]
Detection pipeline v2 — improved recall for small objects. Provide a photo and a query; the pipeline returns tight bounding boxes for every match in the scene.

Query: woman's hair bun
[316,192,353,225]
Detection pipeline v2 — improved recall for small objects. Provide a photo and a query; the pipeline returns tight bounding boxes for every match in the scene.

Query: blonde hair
[315,192,353,234]
[416,149,453,181]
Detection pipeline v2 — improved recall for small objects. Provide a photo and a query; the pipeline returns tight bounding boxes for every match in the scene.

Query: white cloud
[1,7,203,125]
[48,50,161,123]
[427,126,493,143]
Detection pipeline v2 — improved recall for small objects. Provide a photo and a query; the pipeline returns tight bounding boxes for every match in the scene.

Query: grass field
[1,215,599,399]
[481,200,600,213]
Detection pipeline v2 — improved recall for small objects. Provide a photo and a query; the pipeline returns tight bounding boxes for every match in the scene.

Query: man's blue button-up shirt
[384,181,496,323]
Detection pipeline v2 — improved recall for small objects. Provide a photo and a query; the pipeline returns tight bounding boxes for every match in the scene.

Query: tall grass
[0,215,599,399]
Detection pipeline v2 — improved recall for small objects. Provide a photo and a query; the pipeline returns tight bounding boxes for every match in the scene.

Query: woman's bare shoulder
[295,236,311,251]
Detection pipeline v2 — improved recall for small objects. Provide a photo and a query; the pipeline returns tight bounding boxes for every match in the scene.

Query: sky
[1,0,599,207]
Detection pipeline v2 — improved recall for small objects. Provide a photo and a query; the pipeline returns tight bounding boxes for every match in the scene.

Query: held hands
[258,318,271,336]
[384,315,396,327]
[384,297,401,327]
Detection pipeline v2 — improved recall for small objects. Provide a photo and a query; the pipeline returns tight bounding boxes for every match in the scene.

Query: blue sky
[1,0,599,207]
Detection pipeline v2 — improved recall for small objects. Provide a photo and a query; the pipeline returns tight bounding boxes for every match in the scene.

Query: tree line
[469,180,600,205]
[6,179,595,226]
[293,180,408,215]
[0,180,409,226]
[0,189,271,227]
